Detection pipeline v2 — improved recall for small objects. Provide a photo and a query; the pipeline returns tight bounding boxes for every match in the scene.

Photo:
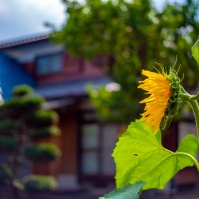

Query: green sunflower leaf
[155,129,162,144]
[100,181,145,199]
[112,120,199,190]
[192,40,199,66]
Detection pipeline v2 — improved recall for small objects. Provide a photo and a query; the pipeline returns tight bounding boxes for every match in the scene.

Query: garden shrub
[0,137,18,152]
[22,175,58,192]
[24,143,61,162]
[24,110,59,128]
[29,126,61,139]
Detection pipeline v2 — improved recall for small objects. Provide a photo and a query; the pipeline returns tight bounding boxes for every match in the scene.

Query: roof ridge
[0,33,49,49]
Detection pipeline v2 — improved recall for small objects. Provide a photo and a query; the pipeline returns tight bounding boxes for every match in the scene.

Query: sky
[0,0,66,42]
[0,0,185,43]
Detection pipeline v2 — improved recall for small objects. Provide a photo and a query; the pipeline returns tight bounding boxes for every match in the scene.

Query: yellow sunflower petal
[138,70,171,134]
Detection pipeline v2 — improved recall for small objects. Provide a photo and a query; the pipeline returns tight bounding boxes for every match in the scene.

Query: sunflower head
[138,64,182,134]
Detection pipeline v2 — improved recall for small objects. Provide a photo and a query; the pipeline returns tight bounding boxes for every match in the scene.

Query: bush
[29,126,61,139]
[0,119,16,135]
[12,85,34,97]
[24,144,61,162]
[24,110,59,127]
[20,96,45,110]
[3,96,44,114]
[0,164,12,185]
[0,137,18,152]
[22,175,57,192]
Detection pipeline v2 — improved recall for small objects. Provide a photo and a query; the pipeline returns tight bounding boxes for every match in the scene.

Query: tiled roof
[0,34,49,49]
[0,52,36,100]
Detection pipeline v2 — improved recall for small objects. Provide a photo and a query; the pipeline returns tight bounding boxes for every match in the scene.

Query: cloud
[0,0,66,42]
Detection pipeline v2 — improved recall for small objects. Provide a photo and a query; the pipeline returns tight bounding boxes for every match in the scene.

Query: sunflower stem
[190,91,199,101]
[187,99,199,138]
[179,87,199,139]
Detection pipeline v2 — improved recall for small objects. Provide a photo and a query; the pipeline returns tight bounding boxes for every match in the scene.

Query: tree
[0,85,61,198]
[52,0,199,124]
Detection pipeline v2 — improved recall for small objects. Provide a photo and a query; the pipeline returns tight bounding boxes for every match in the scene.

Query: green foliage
[52,0,199,123]
[24,110,59,128]
[29,126,61,139]
[0,84,61,197]
[112,120,199,190]
[0,164,12,185]
[20,96,45,110]
[0,119,16,135]
[52,1,199,195]
[24,144,61,162]
[3,95,45,114]
[12,85,34,97]
[22,175,58,192]
[192,39,199,67]
[87,83,140,123]
[0,136,18,152]
[101,181,145,199]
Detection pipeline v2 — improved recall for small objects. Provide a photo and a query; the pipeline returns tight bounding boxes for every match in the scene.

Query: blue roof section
[0,52,36,100]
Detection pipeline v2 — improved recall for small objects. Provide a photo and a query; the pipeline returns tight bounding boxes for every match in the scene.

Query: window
[81,124,99,174]
[81,123,118,175]
[36,53,63,76]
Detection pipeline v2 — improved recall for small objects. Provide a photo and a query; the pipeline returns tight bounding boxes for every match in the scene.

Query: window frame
[78,109,118,184]
[35,51,64,76]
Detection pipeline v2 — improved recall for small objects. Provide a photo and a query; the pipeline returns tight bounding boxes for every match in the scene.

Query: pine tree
[0,85,61,198]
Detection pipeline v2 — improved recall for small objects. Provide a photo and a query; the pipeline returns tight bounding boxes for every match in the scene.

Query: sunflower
[138,70,171,134]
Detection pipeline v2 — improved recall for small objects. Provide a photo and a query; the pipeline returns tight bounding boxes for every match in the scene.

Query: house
[0,33,198,191]
[0,33,120,190]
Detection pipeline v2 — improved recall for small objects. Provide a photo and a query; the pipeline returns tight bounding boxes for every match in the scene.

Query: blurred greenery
[24,144,61,162]
[0,85,61,196]
[52,0,199,124]
[0,119,16,135]
[2,95,45,116]
[29,126,61,139]
[0,164,12,185]
[12,84,34,97]
[22,175,58,192]
[0,137,18,152]
[24,110,59,128]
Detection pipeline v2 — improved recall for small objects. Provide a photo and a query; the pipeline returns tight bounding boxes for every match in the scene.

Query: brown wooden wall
[58,107,78,175]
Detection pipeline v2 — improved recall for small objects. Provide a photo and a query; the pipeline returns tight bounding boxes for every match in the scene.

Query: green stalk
[187,99,199,138]
[180,87,199,138]
[177,152,199,172]
[190,91,199,101]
